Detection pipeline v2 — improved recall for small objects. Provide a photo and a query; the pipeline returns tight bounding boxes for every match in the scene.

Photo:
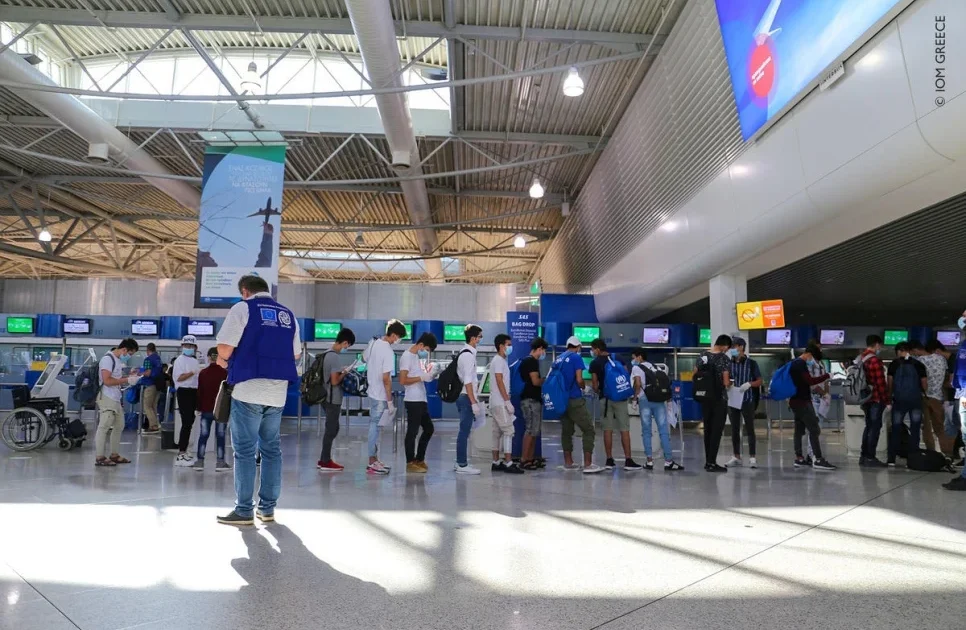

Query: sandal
[109,455,132,464]
[522,461,539,471]
[95,457,116,467]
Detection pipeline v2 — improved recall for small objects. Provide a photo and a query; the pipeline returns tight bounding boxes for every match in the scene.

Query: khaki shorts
[520,398,542,436]
[601,398,630,432]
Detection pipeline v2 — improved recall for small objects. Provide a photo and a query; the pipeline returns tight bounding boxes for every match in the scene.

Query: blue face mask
[417,350,429,359]
[806,358,816,367]
[505,345,513,356]
[631,359,640,366]
[958,317,966,330]
[537,353,546,361]
[727,349,738,358]
[119,354,130,364]
[339,346,348,354]
[182,348,195,357]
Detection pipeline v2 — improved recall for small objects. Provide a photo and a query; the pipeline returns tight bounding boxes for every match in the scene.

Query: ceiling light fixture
[355,231,364,246]
[562,66,584,97]
[240,61,261,92]
[38,229,51,242]
[513,235,526,248]
[529,177,544,199]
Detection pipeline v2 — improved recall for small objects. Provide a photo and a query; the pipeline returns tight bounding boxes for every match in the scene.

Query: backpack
[602,356,633,402]
[642,364,672,403]
[341,369,368,397]
[541,353,572,420]
[907,448,954,472]
[361,336,379,388]
[300,351,332,406]
[437,349,471,403]
[692,354,721,403]
[895,422,911,459]
[768,362,797,401]
[509,359,525,400]
[892,360,922,408]
[843,354,874,405]
[74,354,114,406]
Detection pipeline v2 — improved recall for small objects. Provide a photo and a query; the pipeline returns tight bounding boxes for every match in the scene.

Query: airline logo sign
[736,299,785,330]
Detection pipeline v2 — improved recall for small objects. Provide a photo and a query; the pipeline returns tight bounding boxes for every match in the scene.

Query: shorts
[601,398,630,432]
[521,398,542,436]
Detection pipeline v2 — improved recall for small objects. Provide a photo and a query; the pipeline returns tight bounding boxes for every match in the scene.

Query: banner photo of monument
[194,145,286,308]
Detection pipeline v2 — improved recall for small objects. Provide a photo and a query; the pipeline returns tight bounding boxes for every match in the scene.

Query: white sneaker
[454,463,481,475]
[174,453,193,467]
[726,456,742,468]
[366,461,389,475]
[749,457,758,469]
[582,464,604,474]
[375,459,391,471]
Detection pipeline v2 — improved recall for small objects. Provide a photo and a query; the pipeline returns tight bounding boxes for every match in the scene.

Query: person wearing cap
[559,336,602,474]
[726,337,762,469]
[172,334,201,467]
[788,342,836,471]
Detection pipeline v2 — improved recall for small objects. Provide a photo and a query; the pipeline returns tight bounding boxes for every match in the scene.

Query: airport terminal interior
[0,0,965,628]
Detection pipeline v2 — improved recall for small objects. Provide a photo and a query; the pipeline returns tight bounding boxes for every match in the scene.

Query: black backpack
[907,448,954,472]
[643,365,672,403]
[438,349,471,403]
[895,422,911,459]
[692,356,720,403]
[300,351,332,406]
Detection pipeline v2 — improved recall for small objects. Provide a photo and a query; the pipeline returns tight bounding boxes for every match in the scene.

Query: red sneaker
[317,460,345,472]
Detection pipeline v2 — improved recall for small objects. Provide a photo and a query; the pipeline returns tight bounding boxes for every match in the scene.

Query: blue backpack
[542,353,572,420]
[509,359,525,400]
[768,362,796,400]
[602,356,633,401]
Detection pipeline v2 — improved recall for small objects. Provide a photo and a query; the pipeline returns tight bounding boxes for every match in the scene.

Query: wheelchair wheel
[2,407,49,451]
[58,438,72,451]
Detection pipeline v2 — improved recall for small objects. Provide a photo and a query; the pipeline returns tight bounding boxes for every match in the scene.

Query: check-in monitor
[64,318,91,335]
[187,320,216,337]
[765,329,791,346]
[642,328,670,344]
[131,319,159,336]
[819,329,845,346]
[937,331,961,347]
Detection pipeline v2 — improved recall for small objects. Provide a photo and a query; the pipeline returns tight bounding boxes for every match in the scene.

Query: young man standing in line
[173,334,201,467]
[695,335,732,472]
[519,337,547,470]
[490,334,524,474]
[94,338,140,467]
[141,343,163,434]
[399,332,438,473]
[919,340,955,459]
[945,312,966,489]
[454,324,484,475]
[726,337,762,469]
[366,320,406,475]
[559,336,602,474]
[631,348,684,471]
[317,327,356,472]
[859,334,889,467]
[887,341,927,467]
[193,348,230,472]
[788,343,836,470]
[589,339,641,471]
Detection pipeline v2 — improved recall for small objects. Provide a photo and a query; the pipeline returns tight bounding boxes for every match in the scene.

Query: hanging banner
[506,311,541,459]
[736,299,786,330]
[194,145,286,308]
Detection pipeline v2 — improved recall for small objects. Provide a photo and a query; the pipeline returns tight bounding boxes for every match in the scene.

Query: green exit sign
[884,330,908,346]
[314,321,341,340]
[6,317,33,334]
[699,328,712,345]
[444,324,466,342]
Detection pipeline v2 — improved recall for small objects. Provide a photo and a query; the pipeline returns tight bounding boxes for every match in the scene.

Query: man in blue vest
[215,275,302,525]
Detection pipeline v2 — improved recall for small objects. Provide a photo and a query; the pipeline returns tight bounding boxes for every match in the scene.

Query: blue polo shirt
[143,352,164,388]
[557,352,585,399]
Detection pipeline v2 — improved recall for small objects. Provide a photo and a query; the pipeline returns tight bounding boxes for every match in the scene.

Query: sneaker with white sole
[174,453,193,467]
[192,458,205,471]
[562,463,582,471]
[366,462,390,475]
[726,456,742,468]
[454,463,481,475]
[749,457,758,469]
[582,464,604,474]
[375,460,391,470]
[215,460,231,472]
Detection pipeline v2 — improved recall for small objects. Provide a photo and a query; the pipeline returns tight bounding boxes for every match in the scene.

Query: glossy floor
[0,420,964,630]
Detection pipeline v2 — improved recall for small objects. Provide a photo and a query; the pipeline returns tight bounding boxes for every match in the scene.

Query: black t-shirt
[698,350,731,400]
[788,358,812,403]
[519,356,541,402]
[589,354,607,397]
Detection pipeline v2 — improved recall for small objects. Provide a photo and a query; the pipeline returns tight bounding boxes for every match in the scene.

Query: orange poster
[736,299,785,330]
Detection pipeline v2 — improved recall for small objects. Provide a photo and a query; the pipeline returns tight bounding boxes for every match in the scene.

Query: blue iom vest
[954,342,966,390]
[227,296,299,386]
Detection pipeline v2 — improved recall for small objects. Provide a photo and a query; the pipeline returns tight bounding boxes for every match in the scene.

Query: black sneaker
[793,457,807,468]
[624,458,643,471]
[942,476,966,491]
[707,463,727,473]
[864,457,887,468]
[256,511,275,523]
[604,458,616,470]
[812,458,837,471]
[492,461,507,472]
[954,458,965,469]
[217,511,254,526]
[887,459,896,468]
[504,462,525,475]
[804,455,814,466]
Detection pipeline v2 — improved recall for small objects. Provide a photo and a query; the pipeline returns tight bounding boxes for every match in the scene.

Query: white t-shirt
[366,338,396,402]
[631,362,656,400]
[488,353,511,405]
[398,349,427,403]
[216,292,302,408]
[457,344,478,390]
[99,352,123,402]
[172,353,201,389]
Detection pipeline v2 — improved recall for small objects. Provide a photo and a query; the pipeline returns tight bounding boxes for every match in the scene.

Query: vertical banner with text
[194,145,286,308]
[506,311,541,458]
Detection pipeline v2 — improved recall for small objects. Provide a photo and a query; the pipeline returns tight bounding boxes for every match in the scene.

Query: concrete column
[709,274,747,340]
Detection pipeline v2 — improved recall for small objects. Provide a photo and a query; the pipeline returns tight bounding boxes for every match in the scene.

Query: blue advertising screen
[714,0,904,141]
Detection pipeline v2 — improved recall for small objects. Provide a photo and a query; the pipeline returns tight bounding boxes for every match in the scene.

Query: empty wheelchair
[1,385,87,452]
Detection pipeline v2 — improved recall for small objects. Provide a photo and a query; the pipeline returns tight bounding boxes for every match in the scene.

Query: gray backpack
[843,354,873,405]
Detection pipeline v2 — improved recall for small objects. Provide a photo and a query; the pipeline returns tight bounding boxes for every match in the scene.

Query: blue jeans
[862,402,885,459]
[455,394,474,466]
[640,400,672,460]
[888,404,922,462]
[230,399,282,518]
[197,412,226,462]
[368,399,389,458]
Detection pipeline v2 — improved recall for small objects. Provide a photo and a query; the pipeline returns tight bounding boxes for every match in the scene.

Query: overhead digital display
[572,326,600,344]
[883,330,908,346]
[736,299,785,330]
[819,329,846,346]
[188,320,216,337]
[765,329,791,345]
[937,331,961,347]
[131,319,159,336]
[6,317,33,334]
[64,318,91,335]
[314,322,341,340]
[642,328,671,344]
[444,324,466,343]
[714,0,904,141]
[699,328,712,345]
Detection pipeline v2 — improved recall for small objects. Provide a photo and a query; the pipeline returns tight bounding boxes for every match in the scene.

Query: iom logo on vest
[278,310,292,328]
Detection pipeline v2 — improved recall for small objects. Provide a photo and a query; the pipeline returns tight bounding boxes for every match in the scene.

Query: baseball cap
[566,335,581,348]
[181,334,198,346]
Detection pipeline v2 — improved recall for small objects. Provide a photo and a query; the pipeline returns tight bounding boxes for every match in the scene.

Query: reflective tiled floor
[1,419,964,630]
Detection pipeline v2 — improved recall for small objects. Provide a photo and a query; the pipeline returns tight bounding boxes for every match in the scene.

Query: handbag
[214,381,234,423]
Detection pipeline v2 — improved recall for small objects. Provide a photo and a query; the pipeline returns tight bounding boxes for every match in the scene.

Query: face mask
[537,353,546,361]
[417,350,429,359]
[505,345,513,355]
[338,346,348,354]
[806,358,816,367]
[874,348,882,356]
[182,348,195,357]
[119,354,130,364]
[727,349,738,358]
[958,317,966,330]
[631,360,640,366]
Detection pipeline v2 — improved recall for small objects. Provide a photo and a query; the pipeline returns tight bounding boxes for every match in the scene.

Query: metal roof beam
[0,9,664,47]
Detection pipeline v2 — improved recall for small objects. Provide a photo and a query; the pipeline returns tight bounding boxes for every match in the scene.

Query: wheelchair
[1,385,87,452]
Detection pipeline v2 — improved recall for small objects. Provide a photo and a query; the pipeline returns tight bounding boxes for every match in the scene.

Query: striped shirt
[730,356,761,404]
